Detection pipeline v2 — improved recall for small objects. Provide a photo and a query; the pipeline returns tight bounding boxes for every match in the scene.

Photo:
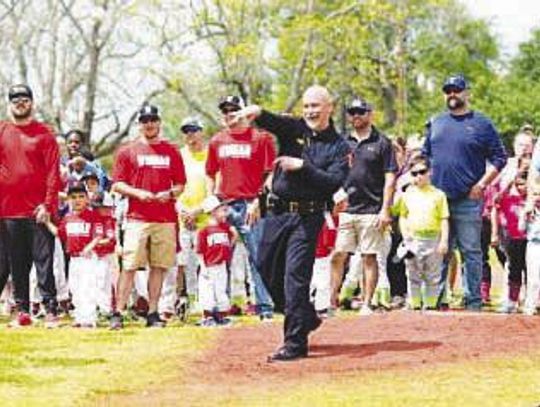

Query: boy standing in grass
[47,182,104,327]
[394,156,449,310]
[196,196,236,326]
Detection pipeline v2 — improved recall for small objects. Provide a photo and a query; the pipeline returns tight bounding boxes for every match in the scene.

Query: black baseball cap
[67,181,87,195]
[442,75,469,93]
[81,170,99,182]
[138,104,160,122]
[8,84,33,101]
[346,97,373,114]
[218,95,245,112]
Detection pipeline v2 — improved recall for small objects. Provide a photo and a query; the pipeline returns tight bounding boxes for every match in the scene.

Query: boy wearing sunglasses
[394,156,449,310]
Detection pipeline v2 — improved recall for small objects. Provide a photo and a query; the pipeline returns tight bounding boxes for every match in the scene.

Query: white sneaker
[359,305,373,316]
[523,308,536,316]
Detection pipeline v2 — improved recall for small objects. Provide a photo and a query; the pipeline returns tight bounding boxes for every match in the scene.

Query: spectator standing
[330,97,397,316]
[423,74,507,311]
[110,104,186,329]
[206,95,276,320]
[0,84,61,327]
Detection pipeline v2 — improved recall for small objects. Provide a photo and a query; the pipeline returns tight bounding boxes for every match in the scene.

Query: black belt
[267,196,329,214]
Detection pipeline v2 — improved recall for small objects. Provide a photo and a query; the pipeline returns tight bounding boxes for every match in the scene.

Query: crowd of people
[1,75,540,361]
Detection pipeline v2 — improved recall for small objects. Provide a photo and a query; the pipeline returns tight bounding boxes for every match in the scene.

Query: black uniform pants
[387,224,407,298]
[2,218,56,313]
[0,221,10,293]
[257,211,324,351]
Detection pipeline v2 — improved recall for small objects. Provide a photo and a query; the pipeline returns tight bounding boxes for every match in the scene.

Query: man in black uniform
[235,85,350,361]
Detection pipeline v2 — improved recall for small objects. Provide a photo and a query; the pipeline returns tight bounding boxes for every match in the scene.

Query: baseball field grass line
[0,323,215,407]
[205,351,540,407]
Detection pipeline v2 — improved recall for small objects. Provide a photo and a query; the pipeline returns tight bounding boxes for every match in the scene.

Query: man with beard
[0,84,61,327]
[330,97,397,316]
[234,85,350,361]
[423,75,507,311]
[110,104,186,329]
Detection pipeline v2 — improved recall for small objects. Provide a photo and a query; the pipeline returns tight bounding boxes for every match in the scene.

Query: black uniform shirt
[345,126,397,215]
[255,110,350,203]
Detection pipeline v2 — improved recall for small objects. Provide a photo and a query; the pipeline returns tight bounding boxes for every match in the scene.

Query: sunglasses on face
[443,87,463,95]
[10,97,31,105]
[411,168,428,177]
[347,108,369,116]
[221,106,240,114]
[139,117,159,124]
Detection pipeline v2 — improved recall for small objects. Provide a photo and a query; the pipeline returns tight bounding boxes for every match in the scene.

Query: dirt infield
[110,311,540,405]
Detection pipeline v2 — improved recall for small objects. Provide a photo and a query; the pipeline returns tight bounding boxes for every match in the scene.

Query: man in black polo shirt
[330,97,397,316]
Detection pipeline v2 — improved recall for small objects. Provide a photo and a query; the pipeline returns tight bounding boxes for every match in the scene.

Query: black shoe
[146,311,166,328]
[110,312,124,330]
[267,346,308,363]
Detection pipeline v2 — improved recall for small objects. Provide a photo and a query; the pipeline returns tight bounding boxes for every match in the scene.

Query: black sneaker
[267,346,308,363]
[146,311,166,328]
[110,312,124,330]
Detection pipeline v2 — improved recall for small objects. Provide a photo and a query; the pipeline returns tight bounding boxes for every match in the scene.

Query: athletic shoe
[350,296,363,310]
[160,312,174,322]
[259,312,273,322]
[109,312,124,330]
[389,295,406,310]
[197,317,217,327]
[228,304,243,316]
[132,296,149,317]
[216,317,233,326]
[146,311,166,328]
[8,312,32,328]
[244,303,258,316]
[44,312,60,329]
[359,305,373,316]
[499,300,518,314]
[522,307,536,316]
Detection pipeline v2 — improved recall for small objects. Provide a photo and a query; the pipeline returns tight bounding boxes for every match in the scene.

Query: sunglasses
[411,168,428,177]
[347,108,369,116]
[139,116,159,124]
[182,127,200,134]
[221,106,240,114]
[443,87,464,95]
[10,97,31,104]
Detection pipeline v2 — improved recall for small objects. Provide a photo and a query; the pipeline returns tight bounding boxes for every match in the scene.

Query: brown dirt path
[105,312,540,406]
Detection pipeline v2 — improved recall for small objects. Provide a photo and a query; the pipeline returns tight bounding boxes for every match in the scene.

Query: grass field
[1,315,539,407]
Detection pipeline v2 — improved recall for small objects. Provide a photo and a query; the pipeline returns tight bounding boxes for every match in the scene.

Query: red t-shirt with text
[196,223,234,267]
[113,139,186,222]
[58,209,100,256]
[206,127,276,200]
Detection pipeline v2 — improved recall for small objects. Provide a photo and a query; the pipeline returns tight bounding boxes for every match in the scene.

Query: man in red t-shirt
[206,95,276,319]
[111,104,186,329]
[0,84,61,328]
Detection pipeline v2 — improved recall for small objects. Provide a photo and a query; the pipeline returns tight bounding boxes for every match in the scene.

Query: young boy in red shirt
[47,182,104,327]
[196,196,236,326]
[91,192,117,316]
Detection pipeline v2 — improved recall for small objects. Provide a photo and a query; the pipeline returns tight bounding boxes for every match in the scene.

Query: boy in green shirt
[394,156,449,309]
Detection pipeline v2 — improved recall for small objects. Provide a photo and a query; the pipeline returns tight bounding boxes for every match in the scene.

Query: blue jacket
[423,110,507,200]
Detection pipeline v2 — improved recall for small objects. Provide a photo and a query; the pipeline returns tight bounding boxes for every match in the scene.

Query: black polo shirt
[344,126,397,215]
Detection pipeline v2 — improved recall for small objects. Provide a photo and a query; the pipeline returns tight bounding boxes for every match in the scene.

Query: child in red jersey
[310,214,338,318]
[46,183,103,327]
[491,172,528,313]
[91,192,117,316]
[196,196,236,326]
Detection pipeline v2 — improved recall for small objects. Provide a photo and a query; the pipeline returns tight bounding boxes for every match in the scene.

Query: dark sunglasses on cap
[10,96,32,104]
[139,116,160,124]
[182,126,201,134]
[443,86,464,95]
[411,168,429,177]
[347,107,370,116]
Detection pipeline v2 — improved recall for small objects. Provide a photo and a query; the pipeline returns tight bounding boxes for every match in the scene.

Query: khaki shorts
[123,222,176,270]
[334,213,386,255]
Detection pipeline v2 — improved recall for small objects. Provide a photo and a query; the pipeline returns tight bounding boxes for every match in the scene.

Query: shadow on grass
[309,340,442,359]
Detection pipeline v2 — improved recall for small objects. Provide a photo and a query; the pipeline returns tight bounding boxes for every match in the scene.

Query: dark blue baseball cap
[442,75,469,93]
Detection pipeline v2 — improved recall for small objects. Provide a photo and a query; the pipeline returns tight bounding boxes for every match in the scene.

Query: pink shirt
[497,191,526,240]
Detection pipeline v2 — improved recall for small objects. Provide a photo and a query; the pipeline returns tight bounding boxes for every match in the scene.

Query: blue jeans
[228,200,273,315]
[438,197,483,310]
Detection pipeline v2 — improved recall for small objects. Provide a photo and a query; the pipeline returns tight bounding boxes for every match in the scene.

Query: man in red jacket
[0,84,61,327]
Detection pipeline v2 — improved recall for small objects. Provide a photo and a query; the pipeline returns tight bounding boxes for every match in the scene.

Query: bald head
[302,85,333,131]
